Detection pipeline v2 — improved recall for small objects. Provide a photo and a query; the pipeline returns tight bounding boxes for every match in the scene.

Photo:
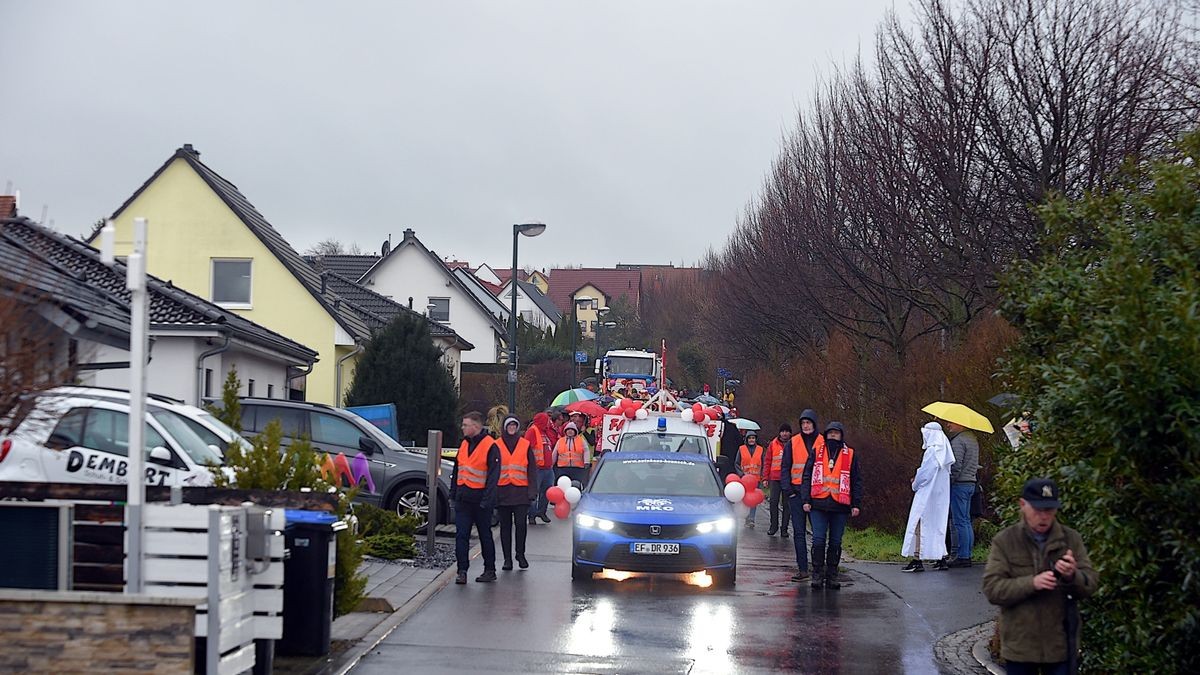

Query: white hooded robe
[901,422,955,559]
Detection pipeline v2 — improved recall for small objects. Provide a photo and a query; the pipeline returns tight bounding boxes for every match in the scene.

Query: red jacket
[525,416,553,469]
[766,438,789,481]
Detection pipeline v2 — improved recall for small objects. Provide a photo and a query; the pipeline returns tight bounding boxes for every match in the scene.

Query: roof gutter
[336,343,365,407]
[196,331,231,406]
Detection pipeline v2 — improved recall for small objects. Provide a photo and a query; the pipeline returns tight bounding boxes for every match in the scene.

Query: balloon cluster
[681,402,722,425]
[608,397,649,420]
[723,473,765,515]
[319,451,376,492]
[545,475,582,519]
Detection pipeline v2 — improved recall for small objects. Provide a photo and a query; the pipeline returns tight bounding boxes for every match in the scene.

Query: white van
[0,389,224,487]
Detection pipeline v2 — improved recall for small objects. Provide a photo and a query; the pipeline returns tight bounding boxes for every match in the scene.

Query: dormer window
[212,258,252,308]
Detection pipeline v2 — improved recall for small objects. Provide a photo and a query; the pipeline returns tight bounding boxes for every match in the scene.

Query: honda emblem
[650,525,661,536]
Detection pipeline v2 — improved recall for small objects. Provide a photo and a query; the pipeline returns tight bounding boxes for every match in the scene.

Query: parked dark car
[236,398,454,528]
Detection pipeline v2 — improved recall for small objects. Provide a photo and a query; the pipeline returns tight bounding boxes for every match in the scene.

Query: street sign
[717,367,732,378]
[575,351,589,363]
[507,369,518,383]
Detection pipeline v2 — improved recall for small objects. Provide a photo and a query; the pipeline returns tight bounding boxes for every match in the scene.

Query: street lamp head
[515,222,547,237]
[602,321,617,328]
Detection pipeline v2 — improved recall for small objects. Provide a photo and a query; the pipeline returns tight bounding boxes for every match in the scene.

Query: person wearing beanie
[802,421,863,590]
[781,409,821,581]
[553,421,590,486]
[736,431,766,528]
[765,422,794,537]
[495,416,538,570]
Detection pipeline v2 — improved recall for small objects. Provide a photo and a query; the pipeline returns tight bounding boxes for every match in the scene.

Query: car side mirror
[359,436,381,455]
[208,444,223,455]
[148,446,173,465]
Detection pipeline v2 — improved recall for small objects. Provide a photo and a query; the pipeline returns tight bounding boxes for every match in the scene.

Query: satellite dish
[381,239,391,256]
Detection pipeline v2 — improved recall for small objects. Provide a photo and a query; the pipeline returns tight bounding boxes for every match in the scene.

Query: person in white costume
[901,422,956,572]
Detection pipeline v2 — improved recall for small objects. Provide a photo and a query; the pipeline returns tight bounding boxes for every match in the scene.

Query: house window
[590,321,597,333]
[247,379,256,397]
[204,369,213,398]
[428,297,450,322]
[267,384,274,398]
[212,259,252,307]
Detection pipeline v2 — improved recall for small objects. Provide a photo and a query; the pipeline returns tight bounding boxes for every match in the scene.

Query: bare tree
[305,238,364,256]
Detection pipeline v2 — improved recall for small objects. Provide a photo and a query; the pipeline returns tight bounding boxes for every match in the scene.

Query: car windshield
[607,356,655,376]
[150,410,224,466]
[589,457,721,497]
[616,432,709,455]
[177,412,251,453]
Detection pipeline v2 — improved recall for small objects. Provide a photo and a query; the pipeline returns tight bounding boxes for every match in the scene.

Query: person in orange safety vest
[782,409,822,581]
[765,424,794,538]
[496,416,538,571]
[451,411,501,585]
[553,422,590,486]
[737,431,766,529]
[801,421,863,590]
[525,412,556,525]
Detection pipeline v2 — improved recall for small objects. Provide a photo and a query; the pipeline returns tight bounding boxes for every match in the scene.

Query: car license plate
[631,542,679,555]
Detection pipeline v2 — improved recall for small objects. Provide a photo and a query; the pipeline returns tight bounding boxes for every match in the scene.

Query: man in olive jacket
[982,478,1099,674]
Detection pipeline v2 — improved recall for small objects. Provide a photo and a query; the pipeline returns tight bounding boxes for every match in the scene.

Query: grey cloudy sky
[1,1,906,269]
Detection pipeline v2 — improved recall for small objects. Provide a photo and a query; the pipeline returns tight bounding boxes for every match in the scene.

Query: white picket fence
[137,503,285,675]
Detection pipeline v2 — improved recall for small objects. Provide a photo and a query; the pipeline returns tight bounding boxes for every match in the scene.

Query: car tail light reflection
[0,439,11,463]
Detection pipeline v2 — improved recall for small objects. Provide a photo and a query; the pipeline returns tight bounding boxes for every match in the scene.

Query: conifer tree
[345,313,459,442]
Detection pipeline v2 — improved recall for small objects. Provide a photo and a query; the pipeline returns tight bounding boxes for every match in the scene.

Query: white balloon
[635,408,649,420]
[681,409,694,422]
[564,486,582,505]
[557,476,572,490]
[724,481,746,503]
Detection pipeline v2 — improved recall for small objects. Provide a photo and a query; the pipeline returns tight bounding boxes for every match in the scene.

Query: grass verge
[842,525,990,562]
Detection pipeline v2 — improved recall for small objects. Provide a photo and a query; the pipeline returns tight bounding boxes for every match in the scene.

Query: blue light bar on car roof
[657,417,667,431]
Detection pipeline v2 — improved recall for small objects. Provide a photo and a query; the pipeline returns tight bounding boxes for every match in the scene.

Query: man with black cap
[983,478,1098,675]
[801,421,862,589]
[765,423,794,537]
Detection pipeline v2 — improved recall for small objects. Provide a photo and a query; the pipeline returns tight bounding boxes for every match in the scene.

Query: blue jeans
[454,499,495,573]
[951,483,976,559]
[809,509,848,552]
[533,468,556,516]
[788,502,809,571]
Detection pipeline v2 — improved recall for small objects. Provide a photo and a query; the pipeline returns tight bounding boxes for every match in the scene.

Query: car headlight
[576,514,614,531]
[696,518,735,534]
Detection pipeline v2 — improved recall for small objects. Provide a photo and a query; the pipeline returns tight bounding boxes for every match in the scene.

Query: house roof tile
[306,254,380,282]
[3,217,318,362]
[315,269,474,350]
[545,268,642,314]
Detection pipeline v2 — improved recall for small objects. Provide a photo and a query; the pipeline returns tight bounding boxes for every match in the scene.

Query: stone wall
[0,590,197,673]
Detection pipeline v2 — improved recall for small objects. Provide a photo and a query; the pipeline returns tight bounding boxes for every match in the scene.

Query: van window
[48,408,87,449]
[250,405,305,437]
[81,408,169,457]
[311,412,366,448]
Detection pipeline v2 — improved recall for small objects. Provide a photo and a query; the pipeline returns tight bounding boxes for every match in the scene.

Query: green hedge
[998,132,1200,673]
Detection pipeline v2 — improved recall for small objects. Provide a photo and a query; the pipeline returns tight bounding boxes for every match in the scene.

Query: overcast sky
[1,1,908,269]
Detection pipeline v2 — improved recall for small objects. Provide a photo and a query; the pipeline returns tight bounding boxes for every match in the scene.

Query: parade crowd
[446,400,1098,675]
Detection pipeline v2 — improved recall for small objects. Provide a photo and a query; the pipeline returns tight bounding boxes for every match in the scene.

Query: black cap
[824,421,845,435]
[1021,478,1061,509]
[778,422,793,433]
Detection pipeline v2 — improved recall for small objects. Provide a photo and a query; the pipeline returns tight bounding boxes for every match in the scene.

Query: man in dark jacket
[983,478,1098,674]
[801,421,863,589]
[941,421,981,569]
[451,411,501,584]
[782,409,820,581]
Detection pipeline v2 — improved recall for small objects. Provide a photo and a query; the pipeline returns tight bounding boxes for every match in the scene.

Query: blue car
[572,451,737,587]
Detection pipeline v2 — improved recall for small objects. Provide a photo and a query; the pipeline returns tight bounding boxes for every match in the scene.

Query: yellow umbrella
[921,402,995,434]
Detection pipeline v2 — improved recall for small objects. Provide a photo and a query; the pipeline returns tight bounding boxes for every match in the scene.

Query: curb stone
[934,620,996,675]
[316,541,482,675]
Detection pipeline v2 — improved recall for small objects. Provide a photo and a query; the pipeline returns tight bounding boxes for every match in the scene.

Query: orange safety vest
[529,426,551,469]
[767,439,787,479]
[789,435,822,486]
[810,442,853,505]
[555,436,586,468]
[738,445,764,479]
[456,436,494,489]
[498,437,532,487]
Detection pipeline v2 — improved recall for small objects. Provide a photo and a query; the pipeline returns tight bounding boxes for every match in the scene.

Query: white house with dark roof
[3,216,319,405]
[359,229,509,363]
[497,278,562,332]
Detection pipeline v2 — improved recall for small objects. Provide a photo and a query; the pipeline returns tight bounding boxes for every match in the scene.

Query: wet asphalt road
[352,513,994,674]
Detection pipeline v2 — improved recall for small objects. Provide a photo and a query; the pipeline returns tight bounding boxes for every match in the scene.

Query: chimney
[320,271,328,294]
[407,297,413,310]
[182,143,198,156]
[402,228,416,243]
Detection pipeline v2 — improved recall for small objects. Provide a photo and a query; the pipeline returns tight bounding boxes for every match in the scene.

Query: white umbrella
[730,418,760,431]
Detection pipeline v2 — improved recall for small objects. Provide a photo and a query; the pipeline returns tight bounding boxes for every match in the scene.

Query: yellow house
[99,145,470,405]
[528,270,550,295]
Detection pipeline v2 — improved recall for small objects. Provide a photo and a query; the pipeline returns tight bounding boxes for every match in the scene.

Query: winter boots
[810,542,825,588]
[824,546,843,589]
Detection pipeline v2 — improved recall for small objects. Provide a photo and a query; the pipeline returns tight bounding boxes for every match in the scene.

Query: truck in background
[597,349,662,398]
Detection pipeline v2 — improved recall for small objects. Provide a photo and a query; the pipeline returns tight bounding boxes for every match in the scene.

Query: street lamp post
[508,223,546,414]
[569,295,594,389]
[596,319,617,395]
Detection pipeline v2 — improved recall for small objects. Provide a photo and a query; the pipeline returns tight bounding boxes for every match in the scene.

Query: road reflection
[565,596,617,657]
[685,601,734,674]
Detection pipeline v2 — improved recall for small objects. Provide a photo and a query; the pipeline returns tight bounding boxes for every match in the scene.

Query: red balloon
[743,489,765,508]
[691,403,703,415]
[725,473,741,485]
[609,405,622,413]
[621,398,639,409]
[624,408,637,419]
[546,486,565,504]
[706,407,721,420]
[554,501,571,519]
[739,473,759,491]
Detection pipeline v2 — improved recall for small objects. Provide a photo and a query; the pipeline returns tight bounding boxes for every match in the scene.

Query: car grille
[612,522,695,539]
[604,546,705,573]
